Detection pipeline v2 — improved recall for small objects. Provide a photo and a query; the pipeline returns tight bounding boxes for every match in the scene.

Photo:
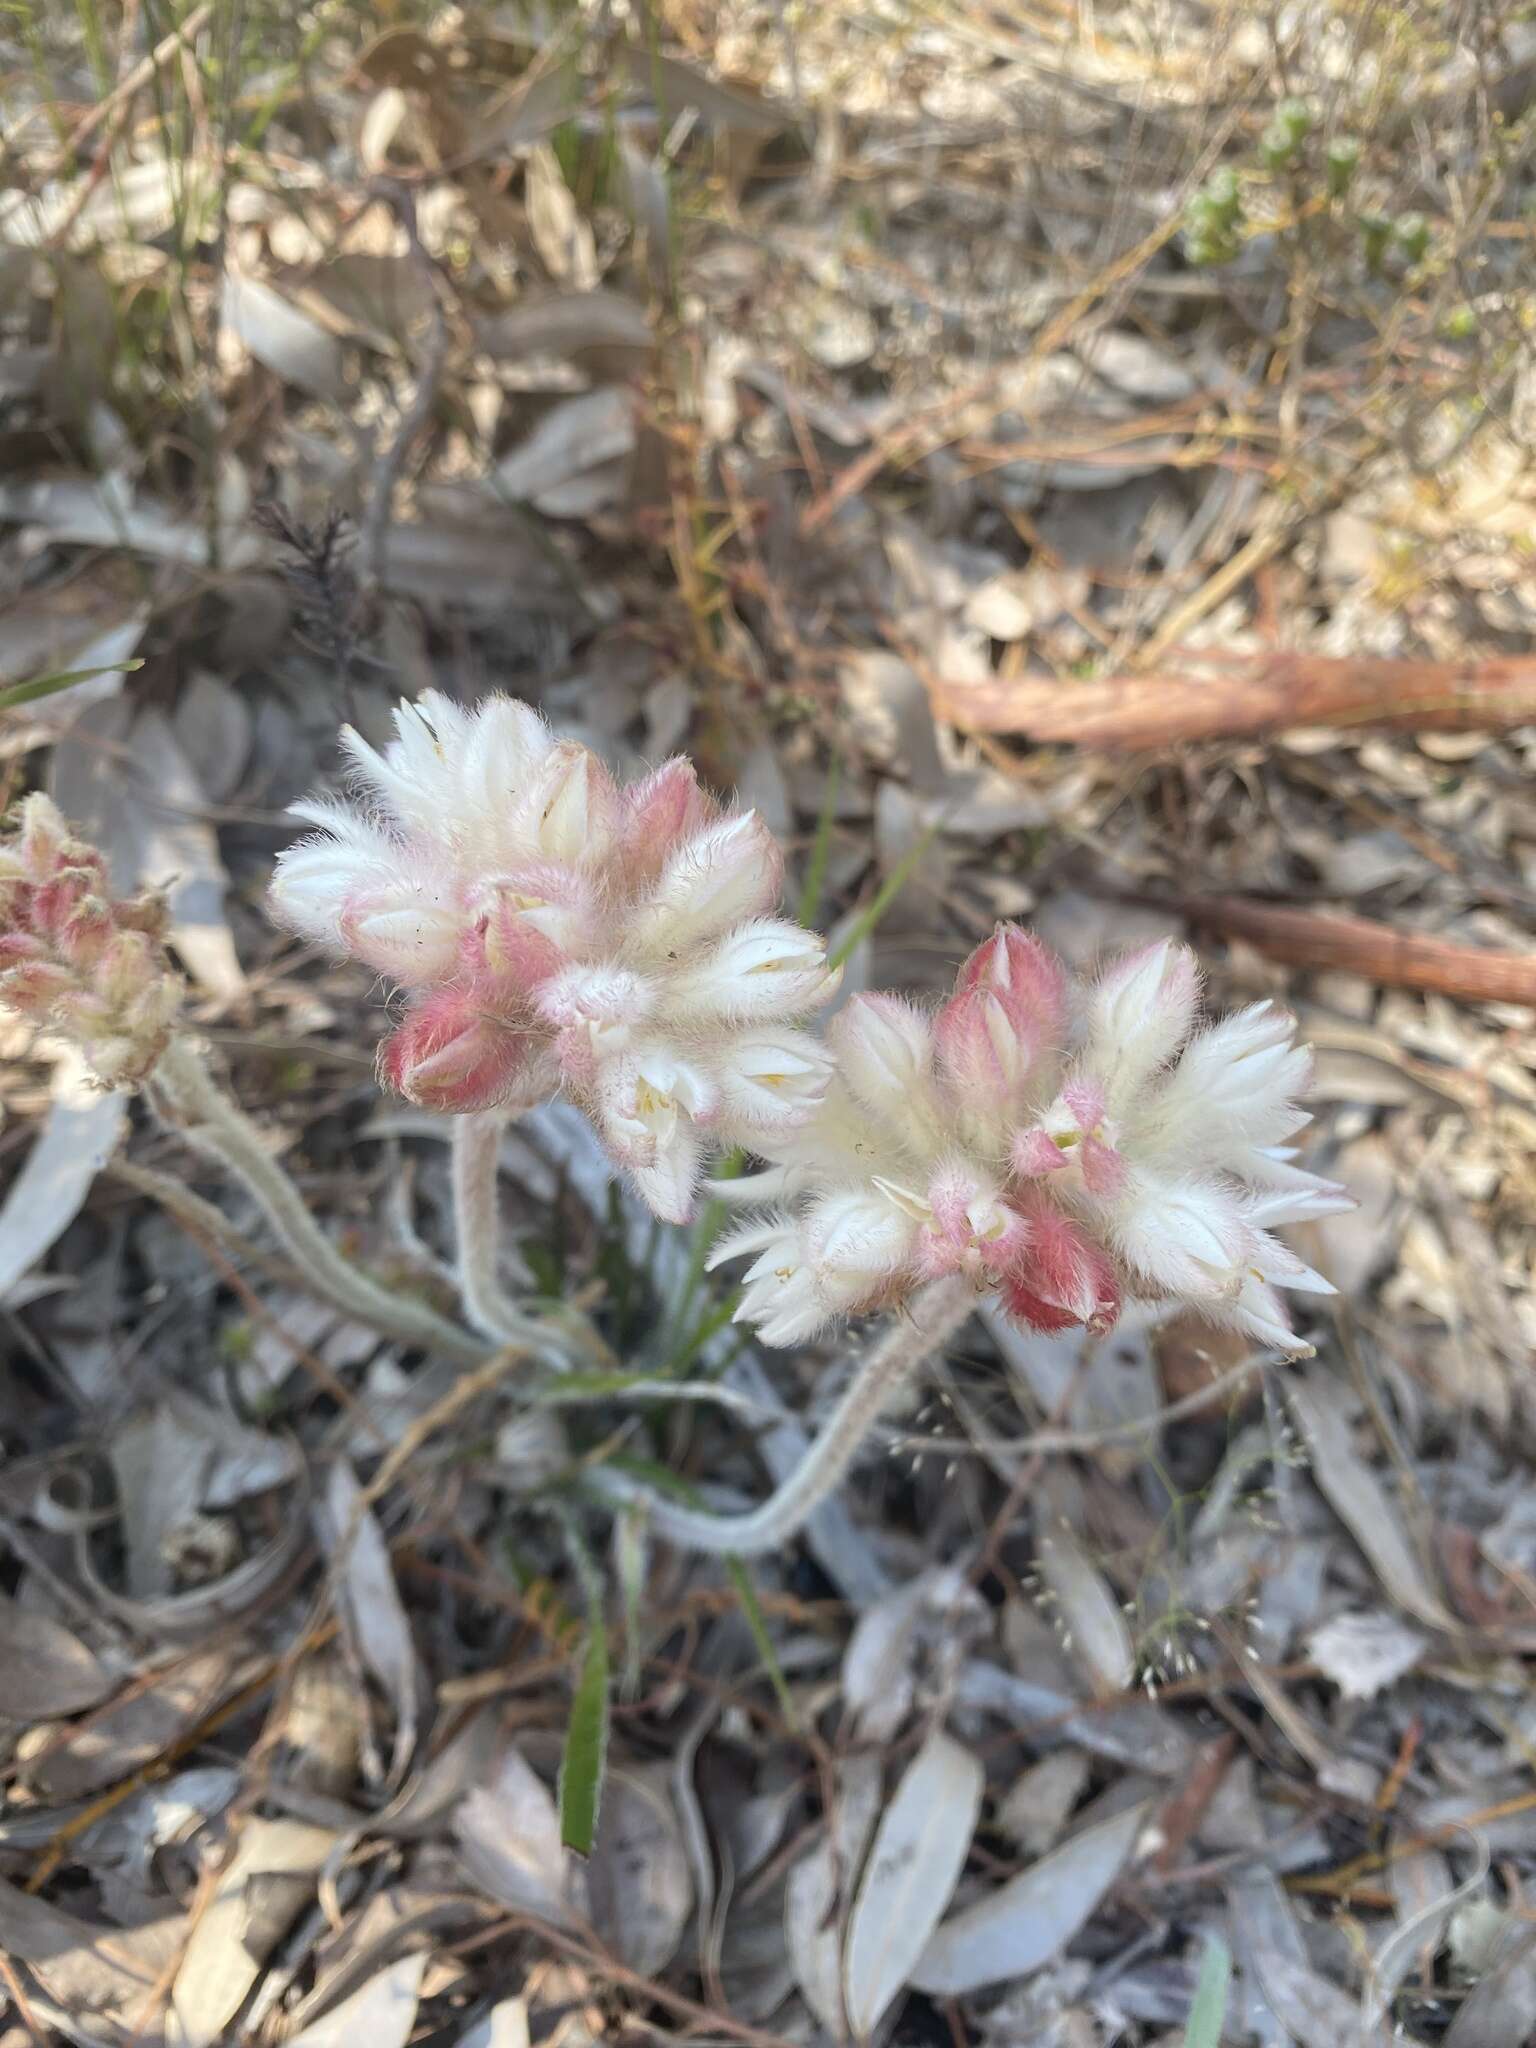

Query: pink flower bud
[0,956,75,1017]
[998,1201,1121,1335]
[379,986,538,1113]
[956,926,1068,1042]
[0,796,182,1086]
[1011,1126,1067,1178]
[478,885,569,992]
[620,758,717,878]
[914,1165,1029,1282]
[934,986,1043,1112]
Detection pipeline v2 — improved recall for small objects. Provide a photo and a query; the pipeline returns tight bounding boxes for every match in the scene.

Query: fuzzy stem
[587,1272,976,1554]
[151,1036,489,1366]
[451,1110,546,1351]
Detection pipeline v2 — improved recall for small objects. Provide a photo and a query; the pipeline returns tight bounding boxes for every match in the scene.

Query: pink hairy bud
[619,758,717,877]
[379,986,539,1113]
[0,794,182,1085]
[998,1201,1121,1336]
[956,926,1068,1041]
[934,985,1044,1111]
[913,1165,1029,1283]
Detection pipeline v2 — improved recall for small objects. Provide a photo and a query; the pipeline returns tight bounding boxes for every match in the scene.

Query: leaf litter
[2,2,1536,2044]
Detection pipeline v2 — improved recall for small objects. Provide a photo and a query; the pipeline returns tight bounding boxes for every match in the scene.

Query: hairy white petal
[716,1029,833,1131]
[628,813,783,956]
[1111,1174,1249,1299]
[663,918,836,1025]
[1088,939,1200,1108]
[832,995,937,1121]
[803,1188,918,1309]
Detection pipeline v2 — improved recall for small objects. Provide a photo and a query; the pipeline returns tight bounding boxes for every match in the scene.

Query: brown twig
[0,1952,49,2047]
[934,648,1536,747]
[1180,894,1536,1006]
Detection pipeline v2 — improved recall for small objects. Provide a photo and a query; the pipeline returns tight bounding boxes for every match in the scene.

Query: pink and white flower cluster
[0,793,182,1087]
[269,692,838,1222]
[270,690,1344,1352]
[711,928,1349,1353]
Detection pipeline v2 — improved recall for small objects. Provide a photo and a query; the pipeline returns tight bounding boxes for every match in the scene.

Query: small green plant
[1183,167,1244,267]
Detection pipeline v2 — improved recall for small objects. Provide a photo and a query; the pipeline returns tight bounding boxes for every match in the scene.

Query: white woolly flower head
[270,691,839,1221]
[713,923,1347,1355]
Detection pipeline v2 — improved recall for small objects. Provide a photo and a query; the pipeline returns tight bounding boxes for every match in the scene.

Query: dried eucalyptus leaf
[843,1731,983,2033]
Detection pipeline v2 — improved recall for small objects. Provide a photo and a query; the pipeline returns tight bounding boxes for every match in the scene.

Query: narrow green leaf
[0,658,143,712]
[827,818,941,971]
[1183,1932,1232,2048]
[558,1613,610,1855]
[796,754,841,927]
[663,1290,742,1380]
[613,1505,647,1701]
[725,1554,798,1731]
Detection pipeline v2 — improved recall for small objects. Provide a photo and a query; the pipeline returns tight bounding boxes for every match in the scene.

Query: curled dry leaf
[1286,1370,1454,1631]
[50,695,245,999]
[172,671,253,805]
[491,387,636,518]
[315,1459,423,1789]
[996,1751,1093,1856]
[842,1729,984,2035]
[476,288,653,364]
[1445,1922,1536,2048]
[841,1564,988,1742]
[1033,1500,1137,1699]
[1229,1870,1384,2047]
[453,1736,693,1975]
[0,1587,116,1720]
[223,266,348,399]
[586,1763,695,1977]
[0,1049,126,1304]
[170,1817,337,2048]
[285,1948,427,2048]
[455,1996,533,2048]
[453,1739,572,1926]
[912,1801,1147,1998]
[22,1644,242,1803]
[0,1875,185,2041]
[1307,1610,1428,1700]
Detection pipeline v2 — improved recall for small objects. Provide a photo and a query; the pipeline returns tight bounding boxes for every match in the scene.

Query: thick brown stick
[1183,894,1536,1005]
[935,651,1536,747]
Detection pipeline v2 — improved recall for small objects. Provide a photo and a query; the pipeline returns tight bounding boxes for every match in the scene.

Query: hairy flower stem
[151,1036,490,1366]
[451,1110,549,1353]
[589,1271,976,1553]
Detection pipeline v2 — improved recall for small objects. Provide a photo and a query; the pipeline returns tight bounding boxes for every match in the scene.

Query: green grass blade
[1183,1932,1232,2048]
[827,817,941,971]
[725,1554,798,1731]
[0,660,143,712]
[558,1612,610,1856]
[797,754,841,927]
